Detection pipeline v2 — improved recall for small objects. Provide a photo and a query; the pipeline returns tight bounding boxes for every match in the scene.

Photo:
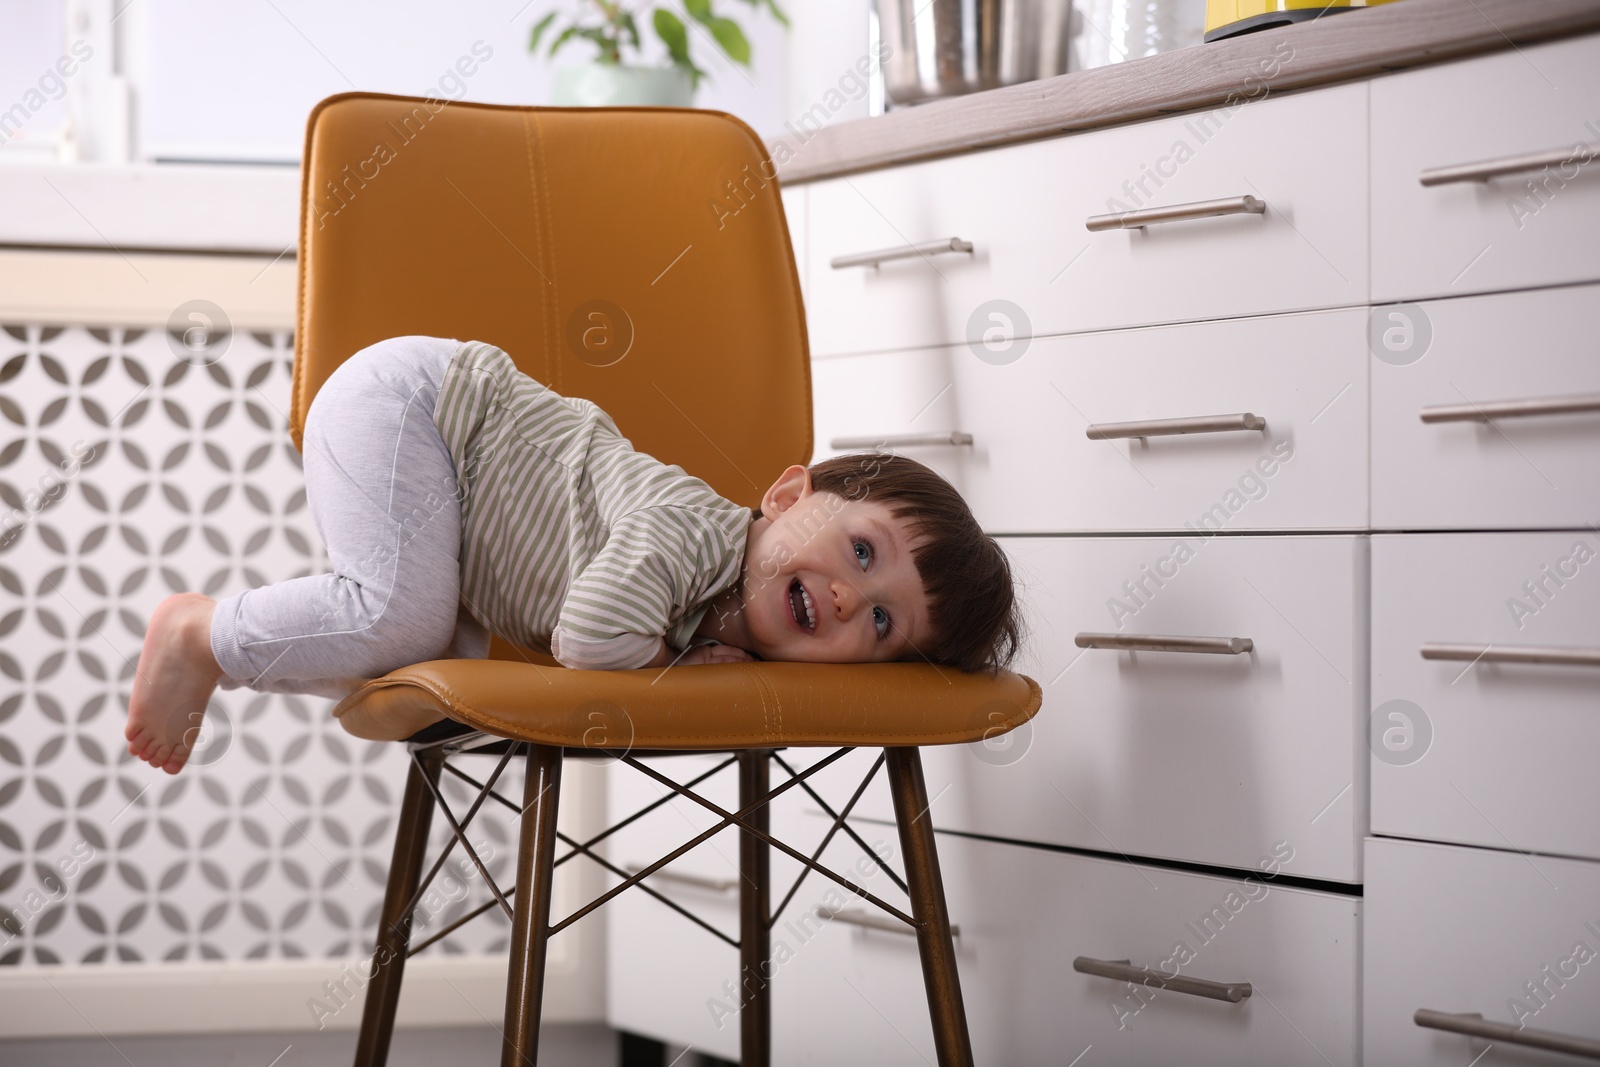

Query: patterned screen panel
[0,324,517,967]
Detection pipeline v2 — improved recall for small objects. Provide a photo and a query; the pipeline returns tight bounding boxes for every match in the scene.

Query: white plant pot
[553,64,694,107]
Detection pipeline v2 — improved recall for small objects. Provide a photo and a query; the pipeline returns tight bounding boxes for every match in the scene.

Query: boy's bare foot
[125,593,225,775]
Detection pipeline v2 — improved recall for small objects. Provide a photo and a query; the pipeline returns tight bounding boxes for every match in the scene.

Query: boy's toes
[161,752,188,775]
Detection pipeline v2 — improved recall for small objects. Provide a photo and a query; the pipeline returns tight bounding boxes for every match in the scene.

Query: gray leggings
[210,335,488,699]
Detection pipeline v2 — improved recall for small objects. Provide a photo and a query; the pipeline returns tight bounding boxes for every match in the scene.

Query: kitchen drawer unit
[1371,533,1600,862]
[812,307,1369,533]
[604,753,749,1060]
[780,184,806,302]
[847,535,1370,882]
[774,827,1358,1067]
[604,752,954,1061]
[805,81,1368,356]
[1372,33,1600,303]
[1364,837,1600,1066]
[1371,284,1600,530]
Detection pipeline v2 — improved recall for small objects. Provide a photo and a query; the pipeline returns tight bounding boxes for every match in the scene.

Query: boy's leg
[213,335,469,689]
[127,336,472,770]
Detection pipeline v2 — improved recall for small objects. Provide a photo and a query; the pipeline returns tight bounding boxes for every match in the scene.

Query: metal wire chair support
[435,757,741,945]
[403,742,753,955]
[618,751,917,930]
[546,744,866,936]
[393,743,520,929]
[768,750,907,923]
[442,752,743,871]
[409,748,518,921]
[391,736,922,960]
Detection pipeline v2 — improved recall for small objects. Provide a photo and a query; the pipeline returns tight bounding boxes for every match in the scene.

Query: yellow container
[1204,0,1403,43]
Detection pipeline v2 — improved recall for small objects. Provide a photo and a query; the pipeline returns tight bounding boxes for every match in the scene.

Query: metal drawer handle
[1419,143,1600,187]
[1421,643,1600,668]
[829,431,974,450]
[1415,1009,1600,1060]
[1420,392,1600,424]
[1086,412,1266,440]
[1086,195,1266,232]
[1073,956,1252,1004]
[625,864,737,894]
[816,905,960,938]
[830,237,974,270]
[1077,632,1253,655]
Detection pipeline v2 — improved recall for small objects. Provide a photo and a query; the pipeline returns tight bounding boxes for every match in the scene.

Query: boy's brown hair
[808,453,1022,674]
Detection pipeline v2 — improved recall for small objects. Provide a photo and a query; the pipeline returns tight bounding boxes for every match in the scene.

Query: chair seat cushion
[331,659,1042,749]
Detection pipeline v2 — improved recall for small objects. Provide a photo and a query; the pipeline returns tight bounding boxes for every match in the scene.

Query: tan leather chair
[294,93,1042,1067]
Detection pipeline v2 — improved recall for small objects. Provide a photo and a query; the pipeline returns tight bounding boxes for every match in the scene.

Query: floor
[0,1023,617,1066]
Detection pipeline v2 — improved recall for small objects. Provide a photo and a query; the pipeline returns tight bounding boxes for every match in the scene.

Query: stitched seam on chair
[522,110,559,394]
[350,669,1042,746]
[426,711,1039,745]
[742,663,779,746]
[715,111,812,469]
[367,690,1024,746]
[762,668,783,742]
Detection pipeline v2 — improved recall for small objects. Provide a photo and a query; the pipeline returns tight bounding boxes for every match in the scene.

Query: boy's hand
[678,643,755,666]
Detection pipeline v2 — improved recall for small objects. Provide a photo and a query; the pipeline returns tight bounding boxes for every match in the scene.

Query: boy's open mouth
[788,577,816,634]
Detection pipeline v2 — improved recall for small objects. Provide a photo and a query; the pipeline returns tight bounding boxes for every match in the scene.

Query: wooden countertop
[769,0,1600,184]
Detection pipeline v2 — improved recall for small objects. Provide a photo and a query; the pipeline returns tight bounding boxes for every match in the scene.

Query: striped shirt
[431,341,751,670]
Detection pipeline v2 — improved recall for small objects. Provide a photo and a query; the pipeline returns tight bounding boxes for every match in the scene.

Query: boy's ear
[762,464,812,516]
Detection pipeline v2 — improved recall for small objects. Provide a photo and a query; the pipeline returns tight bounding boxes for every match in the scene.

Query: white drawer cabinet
[1364,837,1600,1066]
[776,828,1359,1067]
[1371,34,1600,302]
[847,535,1369,882]
[812,308,1369,533]
[781,184,806,302]
[604,753,748,1060]
[806,82,1368,357]
[1371,533,1600,862]
[1371,284,1600,530]
[604,32,1600,1060]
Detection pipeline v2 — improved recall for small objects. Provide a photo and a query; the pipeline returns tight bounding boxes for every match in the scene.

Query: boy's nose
[829,577,866,619]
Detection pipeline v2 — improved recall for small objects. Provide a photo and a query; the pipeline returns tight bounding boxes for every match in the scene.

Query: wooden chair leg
[886,747,974,1067]
[738,750,772,1067]
[501,743,565,1067]
[354,750,443,1067]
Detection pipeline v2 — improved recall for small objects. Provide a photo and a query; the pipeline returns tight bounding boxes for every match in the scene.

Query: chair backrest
[293,93,811,510]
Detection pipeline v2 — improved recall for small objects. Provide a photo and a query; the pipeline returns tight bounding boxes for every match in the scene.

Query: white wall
[784,0,875,129]
[0,0,71,159]
[0,2,887,168]
[139,0,791,163]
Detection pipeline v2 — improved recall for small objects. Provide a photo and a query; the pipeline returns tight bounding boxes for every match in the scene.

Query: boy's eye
[873,606,890,638]
[853,540,872,570]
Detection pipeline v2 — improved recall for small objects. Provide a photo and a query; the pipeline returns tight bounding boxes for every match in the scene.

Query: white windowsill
[0,162,301,256]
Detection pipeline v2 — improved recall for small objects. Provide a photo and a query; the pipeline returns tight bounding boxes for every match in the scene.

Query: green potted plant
[531,0,788,107]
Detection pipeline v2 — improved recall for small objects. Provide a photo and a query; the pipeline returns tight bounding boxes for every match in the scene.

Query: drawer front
[1364,837,1600,1066]
[805,82,1368,356]
[776,829,1359,1066]
[1372,34,1600,302]
[606,883,742,1061]
[1371,533,1600,861]
[781,184,806,302]
[812,308,1369,533]
[848,535,1368,881]
[1372,285,1600,529]
[604,754,746,1059]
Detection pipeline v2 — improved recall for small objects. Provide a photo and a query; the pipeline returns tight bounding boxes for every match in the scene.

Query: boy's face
[736,465,932,664]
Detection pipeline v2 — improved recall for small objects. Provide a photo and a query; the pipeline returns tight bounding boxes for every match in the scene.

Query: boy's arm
[641,641,754,668]
[553,507,746,670]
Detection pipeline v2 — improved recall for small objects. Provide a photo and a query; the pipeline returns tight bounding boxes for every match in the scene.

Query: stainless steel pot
[875,0,1073,107]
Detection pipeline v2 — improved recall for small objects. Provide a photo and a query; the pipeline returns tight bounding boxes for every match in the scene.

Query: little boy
[125,336,1020,774]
